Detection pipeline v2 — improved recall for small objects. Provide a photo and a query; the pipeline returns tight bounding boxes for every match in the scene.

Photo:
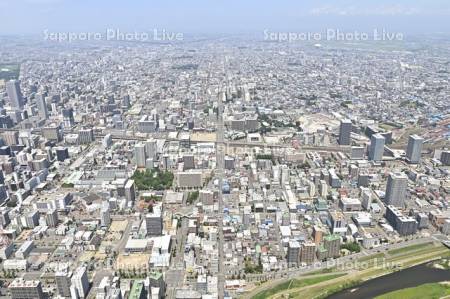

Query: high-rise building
[145,138,157,159]
[124,179,136,202]
[2,131,19,146]
[162,154,170,170]
[35,93,49,120]
[9,278,44,299]
[0,185,8,205]
[385,172,408,207]
[42,126,63,142]
[6,80,24,109]
[62,108,75,128]
[112,114,124,129]
[329,211,347,235]
[183,154,195,170]
[313,225,325,245]
[406,134,423,164]
[357,170,370,187]
[349,164,359,178]
[46,209,58,227]
[78,128,94,144]
[416,213,429,229]
[360,187,372,210]
[25,211,39,228]
[138,115,156,133]
[32,158,49,172]
[328,169,341,188]
[0,207,11,228]
[280,164,289,186]
[146,207,163,236]
[300,242,316,265]
[224,156,235,170]
[149,271,165,297]
[385,205,418,236]
[338,119,352,145]
[15,240,34,259]
[441,151,450,166]
[55,271,72,298]
[319,180,328,197]
[103,134,113,148]
[0,115,14,128]
[368,133,385,161]
[100,201,111,227]
[287,241,300,266]
[95,276,122,299]
[55,147,70,162]
[134,143,146,167]
[8,109,23,124]
[350,146,365,160]
[129,280,145,299]
[71,266,89,299]
[122,94,131,109]
[323,234,341,258]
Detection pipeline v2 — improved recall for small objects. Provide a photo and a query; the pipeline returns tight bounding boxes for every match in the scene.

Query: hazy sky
[0,0,449,35]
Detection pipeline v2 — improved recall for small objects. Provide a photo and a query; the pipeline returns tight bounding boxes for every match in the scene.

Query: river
[328,261,450,299]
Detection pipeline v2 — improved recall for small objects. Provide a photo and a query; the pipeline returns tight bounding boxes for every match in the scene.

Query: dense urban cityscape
[0,2,450,299]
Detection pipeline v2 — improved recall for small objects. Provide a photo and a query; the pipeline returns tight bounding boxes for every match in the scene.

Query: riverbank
[374,282,450,299]
[326,243,450,299]
[251,273,346,299]
[328,262,450,299]
[246,241,450,299]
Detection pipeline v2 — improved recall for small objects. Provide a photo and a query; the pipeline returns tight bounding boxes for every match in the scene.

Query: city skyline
[0,1,449,299]
[1,0,450,35]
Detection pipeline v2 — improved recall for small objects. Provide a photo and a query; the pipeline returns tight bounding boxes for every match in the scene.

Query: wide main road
[216,88,226,299]
[166,217,188,299]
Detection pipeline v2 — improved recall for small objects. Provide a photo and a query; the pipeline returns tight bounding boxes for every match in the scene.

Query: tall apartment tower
[122,94,131,109]
[124,179,136,202]
[6,80,24,109]
[280,164,289,186]
[36,93,49,120]
[62,108,75,128]
[134,143,146,168]
[78,128,94,144]
[441,151,450,166]
[287,241,300,266]
[100,201,111,227]
[368,133,385,162]
[300,242,316,265]
[146,206,163,236]
[360,187,372,210]
[406,134,424,164]
[338,119,352,145]
[71,266,89,299]
[323,234,341,258]
[2,131,19,146]
[385,172,408,207]
[145,138,157,160]
[55,271,72,298]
